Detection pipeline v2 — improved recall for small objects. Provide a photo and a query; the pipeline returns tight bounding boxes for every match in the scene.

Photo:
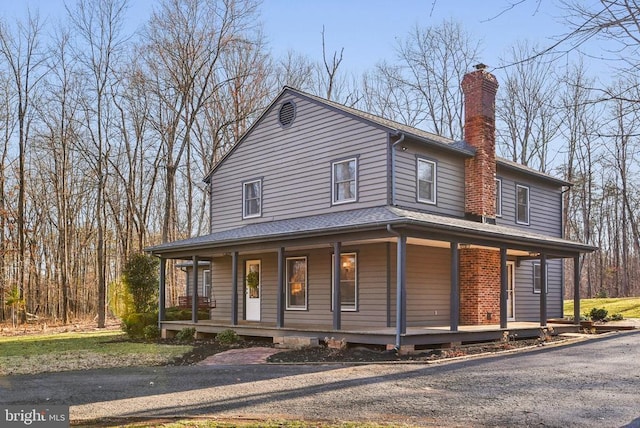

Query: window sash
[516,184,529,224]
[286,257,307,310]
[331,253,357,311]
[332,159,356,203]
[417,159,436,204]
[243,180,261,218]
[203,269,211,297]
[533,263,548,294]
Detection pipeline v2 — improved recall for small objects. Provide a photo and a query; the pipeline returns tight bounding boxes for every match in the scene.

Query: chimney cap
[474,63,488,70]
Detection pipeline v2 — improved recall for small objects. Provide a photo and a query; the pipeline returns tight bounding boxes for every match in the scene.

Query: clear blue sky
[0,0,588,76]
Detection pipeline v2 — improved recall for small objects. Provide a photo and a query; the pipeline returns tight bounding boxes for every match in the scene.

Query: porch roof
[146,206,597,259]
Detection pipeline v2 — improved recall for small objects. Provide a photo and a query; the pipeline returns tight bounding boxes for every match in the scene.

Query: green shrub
[165,307,209,321]
[175,327,196,342]
[108,278,134,317]
[589,307,608,322]
[215,329,239,345]
[122,312,157,339]
[610,313,624,321]
[595,289,608,298]
[143,324,161,340]
[122,253,159,314]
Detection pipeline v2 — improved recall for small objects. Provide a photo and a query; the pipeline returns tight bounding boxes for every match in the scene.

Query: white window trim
[417,158,437,204]
[532,262,548,294]
[331,157,358,204]
[286,256,308,310]
[516,184,530,225]
[331,252,358,312]
[242,179,262,219]
[203,269,212,297]
[495,178,502,217]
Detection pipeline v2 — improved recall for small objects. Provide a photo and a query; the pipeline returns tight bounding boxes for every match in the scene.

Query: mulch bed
[167,335,568,365]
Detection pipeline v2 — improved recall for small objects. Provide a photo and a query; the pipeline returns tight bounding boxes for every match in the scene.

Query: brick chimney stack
[462,64,499,223]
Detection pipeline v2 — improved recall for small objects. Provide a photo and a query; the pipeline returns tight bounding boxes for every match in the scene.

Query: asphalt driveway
[1,331,639,427]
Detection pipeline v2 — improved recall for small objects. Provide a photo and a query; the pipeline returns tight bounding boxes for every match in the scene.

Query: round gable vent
[278,101,296,127]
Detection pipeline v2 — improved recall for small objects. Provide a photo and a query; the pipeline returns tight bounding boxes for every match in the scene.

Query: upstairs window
[332,158,357,204]
[417,158,437,204]
[516,184,530,225]
[495,178,502,217]
[243,179,262,218]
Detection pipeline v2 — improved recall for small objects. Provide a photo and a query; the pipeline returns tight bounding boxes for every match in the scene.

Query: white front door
[507,261,516,321]
[245,260,261,321]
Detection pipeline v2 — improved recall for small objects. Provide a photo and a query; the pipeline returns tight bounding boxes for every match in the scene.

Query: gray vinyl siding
[209,93,389,233]
[208,244,391,329]
[209,256,233,324]
[514,258,563,321]
[386,243,451,328]
[405,244,451,326]
[393,140,466,217]
[496,167,563,236]
[185,267,210,298]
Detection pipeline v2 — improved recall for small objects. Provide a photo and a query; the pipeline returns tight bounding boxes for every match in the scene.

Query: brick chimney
[462,64,499,223]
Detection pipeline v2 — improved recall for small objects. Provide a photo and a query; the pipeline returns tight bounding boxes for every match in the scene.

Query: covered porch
[148,206,595,350]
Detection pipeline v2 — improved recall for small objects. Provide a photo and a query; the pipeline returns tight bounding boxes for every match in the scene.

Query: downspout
[390,133,405,206]
[387,224,404,351]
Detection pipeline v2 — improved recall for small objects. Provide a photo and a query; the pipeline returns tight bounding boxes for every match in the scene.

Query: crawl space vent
[278,101,296,127]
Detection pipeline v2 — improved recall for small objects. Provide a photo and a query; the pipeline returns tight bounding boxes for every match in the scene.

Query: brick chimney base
[459,248,501,325]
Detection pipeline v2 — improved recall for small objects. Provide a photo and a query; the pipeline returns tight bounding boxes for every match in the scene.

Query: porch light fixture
[459,243,471,249]
[528,251,540,257]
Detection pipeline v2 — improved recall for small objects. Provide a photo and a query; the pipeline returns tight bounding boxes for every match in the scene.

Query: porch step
[273,336,320,349]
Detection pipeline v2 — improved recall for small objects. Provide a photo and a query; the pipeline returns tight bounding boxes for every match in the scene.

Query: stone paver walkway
[198,347,280,365]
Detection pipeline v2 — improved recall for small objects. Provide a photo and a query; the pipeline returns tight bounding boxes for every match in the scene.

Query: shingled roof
[147,205,596,258]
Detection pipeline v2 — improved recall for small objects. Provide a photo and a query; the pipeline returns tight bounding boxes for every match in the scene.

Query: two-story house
[148,67,595,349]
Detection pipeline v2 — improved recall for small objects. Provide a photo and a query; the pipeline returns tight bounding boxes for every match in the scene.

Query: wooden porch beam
[192,255,199,324]
[573,254,581,325]
[450,241,459,332]
[276,247,285,328]
[231,251,238,326]
[396,234,407,345]
[500,247,508,329]
[540,253,547,327]
[158,257,166,325]
[333,242,341,330]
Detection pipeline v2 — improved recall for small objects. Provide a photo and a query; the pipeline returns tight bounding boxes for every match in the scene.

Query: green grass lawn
[0,329,192,375]
[564,297,640,319]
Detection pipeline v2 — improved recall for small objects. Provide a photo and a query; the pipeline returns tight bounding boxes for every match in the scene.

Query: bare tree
[0,12,47,315]
[67,0,129,327]
[141,0,262,244]
[496,41,560,172]
[366,20,481,139]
